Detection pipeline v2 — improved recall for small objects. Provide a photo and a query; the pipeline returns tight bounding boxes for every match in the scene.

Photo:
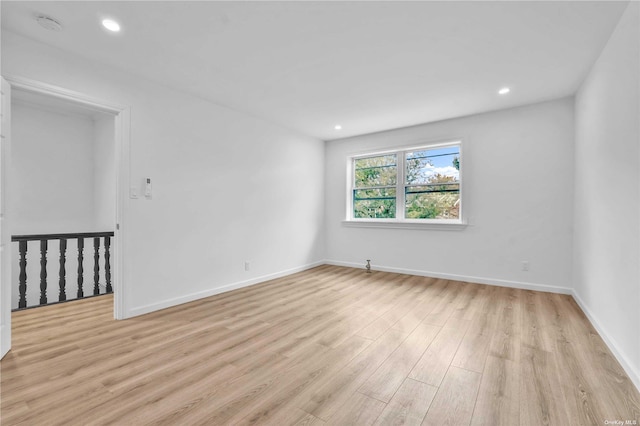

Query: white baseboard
[326,260,639,392]
[324,259,573,294]
[326,260,638,393]
[572,291,640,393]
[123,258,639,395]
[126,259,570,319]
[126,260,324,318]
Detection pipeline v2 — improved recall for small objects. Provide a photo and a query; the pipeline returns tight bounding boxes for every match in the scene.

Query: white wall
[11,101,95,234]
[573,2,640,389]
[2,32,325,317]
[325,98,575,292]
[93,114,115,231]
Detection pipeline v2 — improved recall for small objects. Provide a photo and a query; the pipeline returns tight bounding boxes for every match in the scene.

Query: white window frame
[344,140,466,230]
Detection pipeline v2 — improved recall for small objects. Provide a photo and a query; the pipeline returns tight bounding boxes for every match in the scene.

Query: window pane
[355,154,397,188]
[353,188,396,218]
[405,189,460,219]
[406,146,460,185]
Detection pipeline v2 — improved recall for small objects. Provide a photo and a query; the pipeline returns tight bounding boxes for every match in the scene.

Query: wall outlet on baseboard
[244,261,250,272]
[521,261,530,271]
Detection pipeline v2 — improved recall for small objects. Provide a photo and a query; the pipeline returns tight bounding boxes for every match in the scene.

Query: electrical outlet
[244,261,250,272]
[521,261,530,271]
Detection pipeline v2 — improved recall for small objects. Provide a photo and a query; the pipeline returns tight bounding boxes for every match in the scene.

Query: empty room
[0,1,639,425]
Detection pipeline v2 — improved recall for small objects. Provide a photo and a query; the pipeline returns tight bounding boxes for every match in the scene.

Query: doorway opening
[1,76,130,359]
[10,89,116,311]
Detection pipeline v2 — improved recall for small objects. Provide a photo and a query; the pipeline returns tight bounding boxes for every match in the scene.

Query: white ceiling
[1,1,629,140]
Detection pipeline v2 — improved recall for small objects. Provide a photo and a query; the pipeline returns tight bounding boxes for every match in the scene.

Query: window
[349,141,462,224]
[353,154,397,219]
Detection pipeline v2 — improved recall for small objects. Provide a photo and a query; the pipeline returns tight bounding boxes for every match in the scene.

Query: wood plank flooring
[1,265,639,425]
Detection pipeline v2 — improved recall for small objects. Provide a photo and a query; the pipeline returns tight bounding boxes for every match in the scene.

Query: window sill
[342,219,467,231]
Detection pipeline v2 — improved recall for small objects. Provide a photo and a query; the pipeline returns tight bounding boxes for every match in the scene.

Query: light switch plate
[130,187,139,199]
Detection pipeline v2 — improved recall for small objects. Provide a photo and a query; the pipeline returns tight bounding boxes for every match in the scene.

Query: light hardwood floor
[1,265,639,425]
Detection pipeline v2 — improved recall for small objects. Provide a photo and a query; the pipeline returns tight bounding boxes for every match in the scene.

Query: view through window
[351,142,461,221]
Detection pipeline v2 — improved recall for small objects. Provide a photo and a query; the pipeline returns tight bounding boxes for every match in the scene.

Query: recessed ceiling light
[102,19,121,32]
[498,87,511,95]
[334,125,342,130]
[36,15,62,31]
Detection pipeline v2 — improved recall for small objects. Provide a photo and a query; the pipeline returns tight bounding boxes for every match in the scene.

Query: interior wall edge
[125,260,325,318]
[324,259,572,295]
[573,290,640,393]
[325,257,640,393]
[0,325,9,357]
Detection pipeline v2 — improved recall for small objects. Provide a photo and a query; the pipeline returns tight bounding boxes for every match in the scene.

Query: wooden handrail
[12,231,114,242]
